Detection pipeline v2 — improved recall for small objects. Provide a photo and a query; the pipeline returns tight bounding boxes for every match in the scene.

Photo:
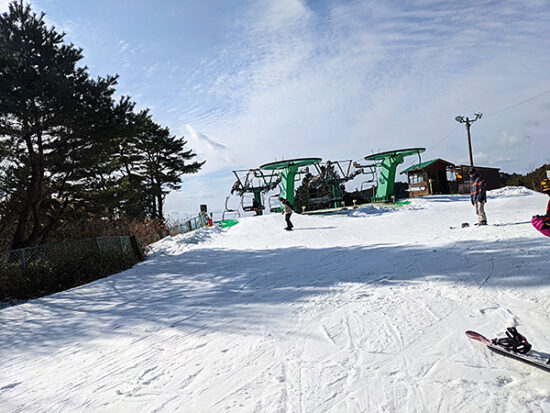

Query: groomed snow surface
[2,187,550,412]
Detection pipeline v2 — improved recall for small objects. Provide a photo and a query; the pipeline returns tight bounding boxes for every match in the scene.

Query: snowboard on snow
[449,222,471,229]
[466,330,550,372]
[449,222,485,229]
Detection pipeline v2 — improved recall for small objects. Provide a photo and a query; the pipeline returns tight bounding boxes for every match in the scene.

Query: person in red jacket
[469,168,487,225]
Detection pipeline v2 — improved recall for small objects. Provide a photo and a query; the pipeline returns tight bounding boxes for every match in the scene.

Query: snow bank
[349,204,396,217]
[489,185,539,198]
[147,225,223,256]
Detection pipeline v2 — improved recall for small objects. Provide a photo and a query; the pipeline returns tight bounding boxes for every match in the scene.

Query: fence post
[95,238,103,269]
[21,248,27,270]
[130,235,145,261]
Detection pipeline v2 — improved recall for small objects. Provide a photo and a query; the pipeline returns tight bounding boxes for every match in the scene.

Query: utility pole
[455,113,482,167]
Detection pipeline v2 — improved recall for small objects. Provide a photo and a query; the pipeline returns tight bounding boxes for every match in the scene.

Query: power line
[429,125,460,151]
[484,88,550,118]
[428,88,550,152]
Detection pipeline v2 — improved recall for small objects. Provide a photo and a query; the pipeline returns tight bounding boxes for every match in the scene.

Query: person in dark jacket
[279,197,294,230]
[469,168,487,225]
[252,198,260,215]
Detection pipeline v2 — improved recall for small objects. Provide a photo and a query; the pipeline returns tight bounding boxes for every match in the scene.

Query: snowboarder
[532,215,550,237]
[279,197,294,231]
[469,168,487,225]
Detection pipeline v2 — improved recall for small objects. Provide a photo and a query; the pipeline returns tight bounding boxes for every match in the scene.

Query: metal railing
[172,213,210,235]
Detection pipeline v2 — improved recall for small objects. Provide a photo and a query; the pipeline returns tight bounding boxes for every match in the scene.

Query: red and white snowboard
[466,330,550,373]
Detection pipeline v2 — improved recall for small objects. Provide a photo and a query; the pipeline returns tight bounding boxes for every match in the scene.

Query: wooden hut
[453,165,502,194]
[401,159,455,197]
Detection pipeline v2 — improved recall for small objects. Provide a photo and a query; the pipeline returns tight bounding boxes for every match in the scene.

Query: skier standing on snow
[279,197,294,231]
[469,168,487,225]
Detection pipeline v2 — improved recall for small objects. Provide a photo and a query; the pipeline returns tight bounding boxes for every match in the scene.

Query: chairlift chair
[222,196,241,220]
[268,194,282,212]
[241,193,256,212]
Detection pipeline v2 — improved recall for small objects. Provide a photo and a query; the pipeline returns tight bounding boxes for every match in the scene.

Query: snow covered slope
[2,187,550,412]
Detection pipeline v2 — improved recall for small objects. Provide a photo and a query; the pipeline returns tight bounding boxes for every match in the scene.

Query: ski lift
[222,196,241,220]
[305,160,358,209]
[241,193,259,212]
[229,168,281,215]
[357,164,377,191]
[268,194,282,212]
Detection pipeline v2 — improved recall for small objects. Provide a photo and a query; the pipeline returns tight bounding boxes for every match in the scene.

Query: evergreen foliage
[0,1,203,250]
[501,164,550,192]
[294,163,345,211]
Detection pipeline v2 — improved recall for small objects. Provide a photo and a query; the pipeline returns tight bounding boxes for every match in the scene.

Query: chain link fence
[0,214,213,301]
[0,236,134,270]
[0,236,142,301]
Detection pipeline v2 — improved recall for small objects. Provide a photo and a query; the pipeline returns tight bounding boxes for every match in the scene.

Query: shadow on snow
[2,236,549,353]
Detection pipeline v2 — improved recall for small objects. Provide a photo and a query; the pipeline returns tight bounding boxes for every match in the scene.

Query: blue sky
[4,0,550,218]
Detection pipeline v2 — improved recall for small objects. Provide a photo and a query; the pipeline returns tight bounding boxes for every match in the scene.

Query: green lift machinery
[229,168,281,215]
[307,160,363,209]
[259,158,322,208]
[355,148,425,203]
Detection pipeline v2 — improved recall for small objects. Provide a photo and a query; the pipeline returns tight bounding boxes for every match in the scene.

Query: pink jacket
[532,216,550,237]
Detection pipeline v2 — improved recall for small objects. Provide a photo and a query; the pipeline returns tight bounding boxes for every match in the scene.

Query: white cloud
[118,40,129,52]
[186,124,226,151]
[0,0,11,12]
[498,131,530,148]
[145,64,159,78]
[456,152,512,168]
[184,124,233,173]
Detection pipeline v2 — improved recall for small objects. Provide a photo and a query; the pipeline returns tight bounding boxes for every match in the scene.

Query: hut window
[409,172,426,184]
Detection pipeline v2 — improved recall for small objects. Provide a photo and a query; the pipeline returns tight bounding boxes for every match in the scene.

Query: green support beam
[364,148,425,203]
[260,158,322,209]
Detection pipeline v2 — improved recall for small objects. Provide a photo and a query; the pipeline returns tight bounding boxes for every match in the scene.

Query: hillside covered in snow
[1,187,550,412]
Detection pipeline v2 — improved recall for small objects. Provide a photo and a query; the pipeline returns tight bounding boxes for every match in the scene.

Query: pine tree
[0,1,205,248]
[0,1,119,248]
[137,119,204,221]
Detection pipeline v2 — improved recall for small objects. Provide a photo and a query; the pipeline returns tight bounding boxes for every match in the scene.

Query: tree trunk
[11,130,44,249]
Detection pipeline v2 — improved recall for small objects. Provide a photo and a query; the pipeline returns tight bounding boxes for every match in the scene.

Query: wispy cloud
[118,40,129,52]
[498,131,530,148]
[455,152,513,167]
[177,0,550,177]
